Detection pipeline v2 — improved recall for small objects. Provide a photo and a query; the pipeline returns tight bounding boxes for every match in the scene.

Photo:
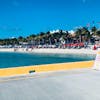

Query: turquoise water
[0,52,95,68]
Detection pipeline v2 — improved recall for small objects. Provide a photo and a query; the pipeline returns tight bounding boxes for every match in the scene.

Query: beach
[32,48,97,55]
[0,48,97,55]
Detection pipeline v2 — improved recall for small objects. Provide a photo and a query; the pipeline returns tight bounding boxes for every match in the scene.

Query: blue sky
[0,0,100,38]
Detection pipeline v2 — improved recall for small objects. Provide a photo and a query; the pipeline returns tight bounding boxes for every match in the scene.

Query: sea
[0,52,95,68]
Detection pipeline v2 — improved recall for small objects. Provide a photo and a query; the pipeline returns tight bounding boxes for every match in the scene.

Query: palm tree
[75,28,82,42]
[18,36,25,42]
[96,30,100,37]
[81,27,91,42]
[75,27,91,43]
[27,34,36,43]
[91,26,97,36]
[11,38,19,45]
[39,32,45,45]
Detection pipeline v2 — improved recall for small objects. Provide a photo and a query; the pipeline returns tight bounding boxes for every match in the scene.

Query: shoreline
[0,48,97,55]
[0,48,95,77]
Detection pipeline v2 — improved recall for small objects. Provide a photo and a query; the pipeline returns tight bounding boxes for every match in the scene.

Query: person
[93,45,97,50]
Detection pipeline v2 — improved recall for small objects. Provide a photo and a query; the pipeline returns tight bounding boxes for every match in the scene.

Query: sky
[0,0,100,38]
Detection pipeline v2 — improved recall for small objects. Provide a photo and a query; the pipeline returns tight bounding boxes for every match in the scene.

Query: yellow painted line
[0,61,94,77]
[97,51,100,54]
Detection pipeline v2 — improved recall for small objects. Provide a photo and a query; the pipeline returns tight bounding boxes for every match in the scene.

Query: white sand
[32,48,97,55]
[0,48,97,55]
[0,48,14,52]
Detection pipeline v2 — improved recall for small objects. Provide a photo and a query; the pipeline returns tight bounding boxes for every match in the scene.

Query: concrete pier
[0,69,100,100]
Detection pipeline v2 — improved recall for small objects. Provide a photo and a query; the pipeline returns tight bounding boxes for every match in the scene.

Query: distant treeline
[0,26,100,45]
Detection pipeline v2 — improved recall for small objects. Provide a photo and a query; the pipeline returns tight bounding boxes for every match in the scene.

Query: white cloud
[68,30,74,34]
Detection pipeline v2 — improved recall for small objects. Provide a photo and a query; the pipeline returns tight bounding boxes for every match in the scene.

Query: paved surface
[0,69,100,100]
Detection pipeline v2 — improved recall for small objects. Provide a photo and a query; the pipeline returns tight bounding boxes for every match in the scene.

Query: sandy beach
[32,48,97,55]
[0,48,97,55]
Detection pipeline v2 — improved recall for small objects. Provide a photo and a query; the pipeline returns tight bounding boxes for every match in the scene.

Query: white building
[50,29,67,34]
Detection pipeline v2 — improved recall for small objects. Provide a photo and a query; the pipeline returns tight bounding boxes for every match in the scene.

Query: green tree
[91,26,97,36]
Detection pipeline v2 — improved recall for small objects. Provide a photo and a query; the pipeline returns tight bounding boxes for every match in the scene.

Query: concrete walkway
[0,69,100,100]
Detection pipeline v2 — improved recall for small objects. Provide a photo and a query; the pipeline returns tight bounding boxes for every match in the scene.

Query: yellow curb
[97,51,100,54]
[0,61,94,77]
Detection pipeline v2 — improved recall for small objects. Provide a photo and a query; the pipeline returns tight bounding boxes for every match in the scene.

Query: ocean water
[0,52,95,68]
